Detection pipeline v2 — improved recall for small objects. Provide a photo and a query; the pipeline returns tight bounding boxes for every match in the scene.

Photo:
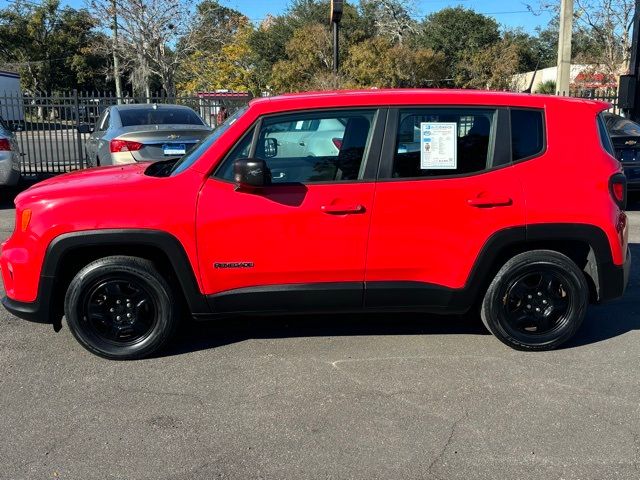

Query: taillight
[332,138,343,150]
[610,173,627,209]
[110,139,143,153]
[0,139,11,151]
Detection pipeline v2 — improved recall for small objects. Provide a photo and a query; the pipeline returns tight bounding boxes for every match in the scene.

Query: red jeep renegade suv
[0,90,630,359]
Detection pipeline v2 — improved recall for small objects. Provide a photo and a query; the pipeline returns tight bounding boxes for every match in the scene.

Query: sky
[0,0,554,33]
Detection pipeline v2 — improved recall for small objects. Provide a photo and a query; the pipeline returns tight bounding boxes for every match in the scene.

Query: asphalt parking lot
[1,186,639,480]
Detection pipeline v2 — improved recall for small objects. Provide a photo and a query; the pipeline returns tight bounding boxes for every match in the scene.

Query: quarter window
[391,108,496,178]
[511,109,544,161]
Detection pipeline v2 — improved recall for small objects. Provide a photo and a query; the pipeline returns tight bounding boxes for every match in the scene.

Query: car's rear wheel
[64,256,178,360]
[481,250,588,351]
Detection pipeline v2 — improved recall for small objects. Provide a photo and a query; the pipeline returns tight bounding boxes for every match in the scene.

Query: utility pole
[556,0,574,95]
[112,0,123,103]
[330,0,343,84]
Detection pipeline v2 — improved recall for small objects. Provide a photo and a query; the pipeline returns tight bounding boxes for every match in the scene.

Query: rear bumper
[597,247,631,303]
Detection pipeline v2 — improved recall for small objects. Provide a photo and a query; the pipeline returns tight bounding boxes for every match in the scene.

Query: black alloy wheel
[82,277,157,345]
[65,256,178,360]
[502,269,571,336]
[481,250,588,351]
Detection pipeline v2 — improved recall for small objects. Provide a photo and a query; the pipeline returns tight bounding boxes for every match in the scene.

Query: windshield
[169,106,249,176]
[119,107,205,127]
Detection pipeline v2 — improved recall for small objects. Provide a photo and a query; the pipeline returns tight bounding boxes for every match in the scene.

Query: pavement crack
[426,410,468,480]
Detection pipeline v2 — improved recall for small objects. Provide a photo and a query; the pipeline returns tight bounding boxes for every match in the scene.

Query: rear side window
[511,109,544,161]
[392,108,496,178]
[598,114,615,157]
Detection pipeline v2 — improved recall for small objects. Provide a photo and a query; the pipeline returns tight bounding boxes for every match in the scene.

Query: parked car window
[120,107,205,127]
[94,109,108,131]
[598,114,615,157]
[217,109,376,184]
[170,106,248,176]
[98,110,110,131]
[511,109,544,161]
[0,116,10,134]
[391,108,496,178]
[603,112,640,136]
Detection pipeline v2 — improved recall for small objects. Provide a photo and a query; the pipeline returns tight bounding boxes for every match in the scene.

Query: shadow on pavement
[566,242,640,348]
[163,311,489,358]
[163,244,640,357]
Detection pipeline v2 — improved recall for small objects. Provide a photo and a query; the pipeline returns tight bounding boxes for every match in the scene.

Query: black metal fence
[567,89,620,114]
[0,88,623,178]
[0,90,250,176]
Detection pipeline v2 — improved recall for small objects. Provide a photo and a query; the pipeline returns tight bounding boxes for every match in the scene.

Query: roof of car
[250,89,610,111]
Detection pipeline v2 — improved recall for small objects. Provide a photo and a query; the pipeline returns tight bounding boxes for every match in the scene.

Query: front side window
[217,109,377,183]
[391,108,496,178]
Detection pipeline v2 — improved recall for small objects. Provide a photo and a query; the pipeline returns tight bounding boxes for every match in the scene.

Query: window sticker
[420,122,457,170]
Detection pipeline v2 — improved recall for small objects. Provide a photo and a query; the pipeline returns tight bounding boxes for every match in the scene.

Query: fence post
[74,89,84,169]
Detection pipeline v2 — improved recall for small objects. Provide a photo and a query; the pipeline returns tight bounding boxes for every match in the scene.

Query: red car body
[0,89,630,356]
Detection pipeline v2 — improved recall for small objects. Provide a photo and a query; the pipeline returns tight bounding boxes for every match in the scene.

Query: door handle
[467,195,513,207]
[321,204,366,215]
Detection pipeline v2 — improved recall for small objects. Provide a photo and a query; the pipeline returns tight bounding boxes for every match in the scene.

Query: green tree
[178,22,257,93]
[343,37,446,88]
[458,38,528,90]
[418,7,501,85]
[271,23,335,92]
[0,0,109,92]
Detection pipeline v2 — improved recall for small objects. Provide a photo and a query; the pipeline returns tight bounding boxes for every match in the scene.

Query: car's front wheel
[64,256,178,360]
[481,250,588,351]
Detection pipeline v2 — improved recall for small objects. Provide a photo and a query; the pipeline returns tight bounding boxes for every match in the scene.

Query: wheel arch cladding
[42,230,210,323]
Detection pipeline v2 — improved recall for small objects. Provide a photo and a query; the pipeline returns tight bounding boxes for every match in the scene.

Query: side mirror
[233,158,271,190]
[263,137,278,158]
[77,124,94,134]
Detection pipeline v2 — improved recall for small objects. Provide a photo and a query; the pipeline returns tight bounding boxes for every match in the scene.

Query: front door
[364,107,526,310]
[197,108,385,313]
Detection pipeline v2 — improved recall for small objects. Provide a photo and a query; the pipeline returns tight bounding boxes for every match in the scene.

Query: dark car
[602,112,640,191]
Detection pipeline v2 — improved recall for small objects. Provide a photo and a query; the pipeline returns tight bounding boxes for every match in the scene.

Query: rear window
[119,107,204,127]
[598,114,615,156]
[511,109,544,161]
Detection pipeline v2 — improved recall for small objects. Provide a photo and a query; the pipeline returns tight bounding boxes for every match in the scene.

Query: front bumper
[1,274,56,323]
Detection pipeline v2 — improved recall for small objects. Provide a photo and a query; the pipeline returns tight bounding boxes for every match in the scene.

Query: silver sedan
[82,104,212,167]
[0,116,20,186]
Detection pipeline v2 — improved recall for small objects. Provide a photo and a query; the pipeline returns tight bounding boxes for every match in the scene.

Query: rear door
[196,108,386,313]
[364,107,526,310]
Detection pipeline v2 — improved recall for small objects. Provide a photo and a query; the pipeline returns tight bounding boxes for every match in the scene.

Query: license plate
[163,143,186,156]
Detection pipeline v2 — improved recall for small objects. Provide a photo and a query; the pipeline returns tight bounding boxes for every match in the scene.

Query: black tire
[64,256,178,360]
[481,250,588,351]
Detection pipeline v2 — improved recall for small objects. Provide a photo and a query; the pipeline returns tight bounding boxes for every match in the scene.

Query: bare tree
[529,0,635,76]
[90,0,203,97]
[360,0,417,44]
